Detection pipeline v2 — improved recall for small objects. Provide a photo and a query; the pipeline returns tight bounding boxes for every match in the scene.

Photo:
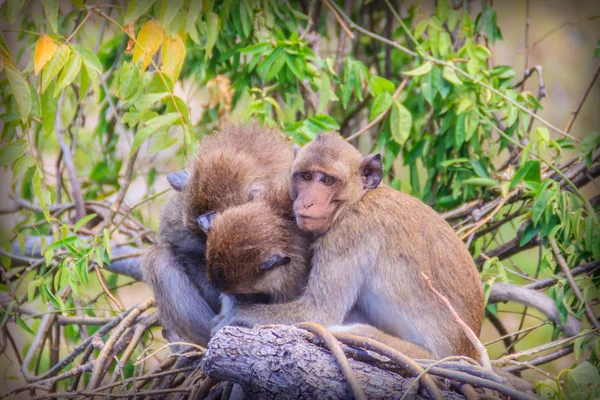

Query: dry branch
[202,325,538,400]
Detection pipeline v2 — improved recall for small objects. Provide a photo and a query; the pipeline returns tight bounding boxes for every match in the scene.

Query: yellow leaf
[34,35,57,75]
[133,19,164,70]
[161,33,186,81]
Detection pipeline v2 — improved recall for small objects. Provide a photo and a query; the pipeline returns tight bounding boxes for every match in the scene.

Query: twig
[87,298,154,389]
[493,329,597,365]
[95,264,124,310]
[524,0,530,73]
[563,63,600,133]
[55,94,86,220]
[101,149,140,231]
[319,0,355,40]
[457,192,514,240]
[501,346,574,373]
[421,273,491,371]
[318,330,443,400]
[440,199,484,221]
[345,78,409,142]
[296,322,367,400]
[526,260,600,290]
[550,239,600,329]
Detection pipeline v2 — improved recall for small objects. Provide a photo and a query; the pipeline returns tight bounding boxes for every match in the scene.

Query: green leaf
[16,317,35,335]
[185,0,203,33]
[124,0,157,24]
[103,228,112,258]
[461,177,499,187]
[404,61,432,76]
[456,99,471,115]
[568,361,600,391]
[54,55,82,96]
[5,66,31,122]
[580,132,599,169]
[41,0,58,33]
[205,12,220,61]
[307,115,339,131]
[438,32,451,58]
[421,66,441,105]
[135,93,169,111]
[160,0,184,26]
[0,140,28,167]
[390,100,412,145]
[118,64,140,101]
[454,113,466,148]
[33,168,50,221]
[149,127,177,154]
[442,65,462,85]
[42,81,58,136]
[317,74,338,113]
[510,160,538,188]
[41,45,70,93]
[370,75,395,96]
[12,154,34,183]
[130,113,180,153]
[532,190,551,226]
[520,223,540,246]
[70,44,103,73]
[370,92,392,121]
[7,0,25,25]
[73,213,97,232]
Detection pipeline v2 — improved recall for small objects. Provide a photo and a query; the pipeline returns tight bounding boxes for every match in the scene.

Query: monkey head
[204,200,308,302]
[290,133,383,234]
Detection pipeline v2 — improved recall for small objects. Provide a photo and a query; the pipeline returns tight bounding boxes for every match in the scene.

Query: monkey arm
[212,250,365,334]
[141,245,217,346]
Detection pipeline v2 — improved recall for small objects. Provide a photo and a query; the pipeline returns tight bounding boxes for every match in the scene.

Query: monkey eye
[320,175,335,186]
[300,172,312,181]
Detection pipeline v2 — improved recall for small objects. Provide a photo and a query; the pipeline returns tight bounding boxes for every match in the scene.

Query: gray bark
[202,325,465,400]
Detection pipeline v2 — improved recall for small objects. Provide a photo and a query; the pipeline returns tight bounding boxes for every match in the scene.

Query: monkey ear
[259,255,291,271]
[248,183,265,201]
[167,171,190,192]
[197,211,217,234]
[293,144,301,158]
[360,153,383,190]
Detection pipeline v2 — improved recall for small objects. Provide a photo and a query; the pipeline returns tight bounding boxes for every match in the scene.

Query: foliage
[0,0,598,398]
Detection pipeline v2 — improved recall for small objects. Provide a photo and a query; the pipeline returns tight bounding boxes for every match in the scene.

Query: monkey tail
[488,282,582,337]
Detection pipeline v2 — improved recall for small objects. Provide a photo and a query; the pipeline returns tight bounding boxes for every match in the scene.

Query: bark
[203,325,465,400]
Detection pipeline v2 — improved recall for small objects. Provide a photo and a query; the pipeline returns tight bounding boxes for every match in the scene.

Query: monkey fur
[214,132,582,360]
[205,183,312,304]
[141,123,294,346]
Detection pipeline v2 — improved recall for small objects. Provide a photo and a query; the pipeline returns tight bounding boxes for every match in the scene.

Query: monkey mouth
[296,214,326,220]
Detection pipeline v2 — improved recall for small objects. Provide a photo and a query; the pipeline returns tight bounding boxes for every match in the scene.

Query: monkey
[205,183,312,304]
[213,132,581,360]
[141,123,295,346]
[184,123,294,238]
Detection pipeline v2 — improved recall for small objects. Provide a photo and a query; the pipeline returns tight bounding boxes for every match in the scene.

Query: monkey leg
[329,323,435,359]
[141,245,217,347]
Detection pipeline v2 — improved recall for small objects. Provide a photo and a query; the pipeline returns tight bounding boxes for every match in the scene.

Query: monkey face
[205,203,296,297]
[291,170,341,234]
[291,134,383,234]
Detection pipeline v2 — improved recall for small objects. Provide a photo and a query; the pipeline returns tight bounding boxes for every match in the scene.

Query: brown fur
[184,123,294,237]
[214,132,484,360]
[206,183,312,303]
[142,123,294,346]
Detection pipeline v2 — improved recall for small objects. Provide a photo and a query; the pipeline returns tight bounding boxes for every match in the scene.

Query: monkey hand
[210,309,255,336]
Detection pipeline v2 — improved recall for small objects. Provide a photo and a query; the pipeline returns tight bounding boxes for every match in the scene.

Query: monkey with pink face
[212,132,580,360]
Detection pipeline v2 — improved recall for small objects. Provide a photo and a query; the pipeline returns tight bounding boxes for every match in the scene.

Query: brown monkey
[142,123,294,346]
[214,132,485,359]
[184,123,294,238]
[205,183,311,304]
